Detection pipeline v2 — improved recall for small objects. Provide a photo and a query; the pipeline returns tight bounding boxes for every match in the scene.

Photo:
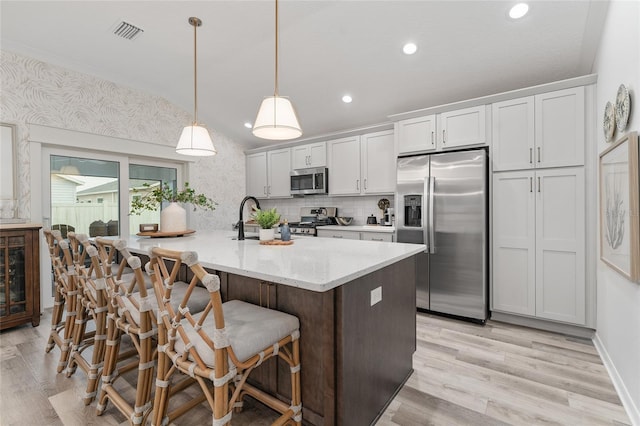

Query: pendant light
[176,17,217,156]
[252,0,302,140]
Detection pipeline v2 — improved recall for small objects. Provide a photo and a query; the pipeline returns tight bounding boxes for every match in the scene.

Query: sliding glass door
[43,147,183,238]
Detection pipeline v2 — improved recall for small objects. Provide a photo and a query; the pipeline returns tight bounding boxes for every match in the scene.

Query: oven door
[290,167,328,195]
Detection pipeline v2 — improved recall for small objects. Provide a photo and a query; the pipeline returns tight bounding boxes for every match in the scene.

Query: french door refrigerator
[396,148,488,322]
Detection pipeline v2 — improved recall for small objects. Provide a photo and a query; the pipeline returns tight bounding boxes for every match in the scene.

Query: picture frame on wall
[599,131,639,282]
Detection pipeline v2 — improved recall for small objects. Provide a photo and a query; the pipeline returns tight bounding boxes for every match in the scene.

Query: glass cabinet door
[0,233,28,318]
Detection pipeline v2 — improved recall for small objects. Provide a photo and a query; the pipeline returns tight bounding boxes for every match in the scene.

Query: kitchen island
[120,230,424,426]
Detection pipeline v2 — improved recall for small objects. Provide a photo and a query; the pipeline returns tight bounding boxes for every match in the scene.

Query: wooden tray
[136,229,195,238]
[259,239,294,246]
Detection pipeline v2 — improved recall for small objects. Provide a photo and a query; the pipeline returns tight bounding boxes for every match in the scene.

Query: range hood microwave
[290,167,328,195]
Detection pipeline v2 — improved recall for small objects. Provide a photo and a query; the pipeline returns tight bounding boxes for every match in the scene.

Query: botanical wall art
[599,131,639,282]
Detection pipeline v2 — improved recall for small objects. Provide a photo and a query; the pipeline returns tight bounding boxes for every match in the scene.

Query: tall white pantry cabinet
[491,86,587,325]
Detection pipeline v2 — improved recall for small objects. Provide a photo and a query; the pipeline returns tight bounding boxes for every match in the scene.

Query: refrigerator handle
[428,176,435,254]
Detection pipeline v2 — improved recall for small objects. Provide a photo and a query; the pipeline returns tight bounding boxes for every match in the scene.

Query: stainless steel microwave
[290,167,328,195]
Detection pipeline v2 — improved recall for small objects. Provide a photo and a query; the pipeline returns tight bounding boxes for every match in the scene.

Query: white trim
[28,123,197,163]
[593,332,640,426]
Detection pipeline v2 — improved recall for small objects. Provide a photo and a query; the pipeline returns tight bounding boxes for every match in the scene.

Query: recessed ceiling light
[244,122,252,129]
[403,43,417,55]
[342,95,353,103]
[509,3,529,19]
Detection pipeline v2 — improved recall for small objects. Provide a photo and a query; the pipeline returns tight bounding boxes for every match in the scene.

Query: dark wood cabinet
[0,224,41,330]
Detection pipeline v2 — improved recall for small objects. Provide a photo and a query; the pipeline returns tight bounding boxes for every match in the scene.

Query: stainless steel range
[288,207,337,236]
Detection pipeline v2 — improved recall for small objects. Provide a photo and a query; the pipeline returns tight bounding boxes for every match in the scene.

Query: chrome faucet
[237,196,261,240]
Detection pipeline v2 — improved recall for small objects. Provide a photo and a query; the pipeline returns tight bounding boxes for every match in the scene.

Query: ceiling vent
[112,20,144,41]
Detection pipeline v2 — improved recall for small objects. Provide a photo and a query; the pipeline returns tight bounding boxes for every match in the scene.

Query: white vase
[259,228,275,241]
[160,202,187,232]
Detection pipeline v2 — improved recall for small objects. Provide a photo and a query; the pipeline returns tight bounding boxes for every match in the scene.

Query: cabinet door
[328,136,361,195]
[316,229,360,240]
[438,105,487,149]
[308,142,327,168]
[291,145,310,170]
[267,148,291,198]
[492,171,535,316]
[535,167,585,324]
[535,87,585,168]
[397,115,436,154]
[246,152,268,198]
[361,232,393,242]
[492,97,534,171]
[361,130,395,194]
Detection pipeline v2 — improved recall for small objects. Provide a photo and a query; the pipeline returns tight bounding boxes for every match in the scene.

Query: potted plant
[130,182,216,232]
[252,208,281,241]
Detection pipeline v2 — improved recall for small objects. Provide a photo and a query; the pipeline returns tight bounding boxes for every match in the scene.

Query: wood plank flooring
[0,310,630,425]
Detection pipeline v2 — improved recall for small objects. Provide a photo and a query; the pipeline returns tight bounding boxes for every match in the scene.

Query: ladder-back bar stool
[43,229,78,373]
[149,247,302,426]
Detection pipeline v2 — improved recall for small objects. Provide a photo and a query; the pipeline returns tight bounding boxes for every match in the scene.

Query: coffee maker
[383,207,395,226]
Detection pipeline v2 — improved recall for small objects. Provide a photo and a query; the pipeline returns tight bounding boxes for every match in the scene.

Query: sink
[231,236,260,240]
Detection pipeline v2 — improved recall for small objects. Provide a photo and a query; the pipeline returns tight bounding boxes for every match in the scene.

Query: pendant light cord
[274,0,279,97]
[193,18,199,124]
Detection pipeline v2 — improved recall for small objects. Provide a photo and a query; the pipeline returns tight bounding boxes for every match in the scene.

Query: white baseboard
[593,332,640,426]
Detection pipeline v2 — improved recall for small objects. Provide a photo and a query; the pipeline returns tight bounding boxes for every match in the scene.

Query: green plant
[252,208,281,229]
[129,182,216,215]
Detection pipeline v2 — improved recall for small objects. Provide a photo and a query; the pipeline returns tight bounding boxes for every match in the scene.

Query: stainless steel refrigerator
[396,148,488,322]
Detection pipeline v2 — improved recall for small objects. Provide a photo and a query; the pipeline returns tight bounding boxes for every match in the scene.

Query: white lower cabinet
[492,167,585,325]
[317,229,393,242]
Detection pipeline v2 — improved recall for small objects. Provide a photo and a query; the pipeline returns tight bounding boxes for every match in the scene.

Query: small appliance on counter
[366,215,378,225]
[288,207,337,236]
[382,208,394,226]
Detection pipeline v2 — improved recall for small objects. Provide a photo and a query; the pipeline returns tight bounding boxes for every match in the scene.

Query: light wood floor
[0,310,630,425]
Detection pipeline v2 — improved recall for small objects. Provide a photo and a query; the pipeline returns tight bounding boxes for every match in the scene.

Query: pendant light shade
[252,0,302,140]
[253,96,302,140]
[176,17,216,156]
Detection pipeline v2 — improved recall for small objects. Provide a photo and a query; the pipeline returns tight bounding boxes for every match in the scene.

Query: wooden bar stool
[43,229,78,373]
[96,239,210,425]
[65,233,109,405]
[149,247,302,426]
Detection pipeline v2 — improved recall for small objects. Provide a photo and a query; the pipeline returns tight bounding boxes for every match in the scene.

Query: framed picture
[599,131,639,282]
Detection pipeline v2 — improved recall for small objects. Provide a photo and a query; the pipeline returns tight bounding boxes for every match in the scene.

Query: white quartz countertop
[119,230,423,293]
[319,225,395,233]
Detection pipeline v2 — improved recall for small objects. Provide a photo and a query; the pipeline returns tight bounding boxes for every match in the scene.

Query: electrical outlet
[370,286,382,306]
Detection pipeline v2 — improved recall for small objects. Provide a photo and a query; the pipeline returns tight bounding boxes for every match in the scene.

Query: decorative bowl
[336,217,353,226]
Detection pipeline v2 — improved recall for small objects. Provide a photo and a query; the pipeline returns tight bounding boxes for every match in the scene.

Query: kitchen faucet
[237,196,261,240]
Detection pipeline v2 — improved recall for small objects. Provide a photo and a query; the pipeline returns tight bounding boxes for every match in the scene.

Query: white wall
[592,1,640,424]
[0,50,246,231]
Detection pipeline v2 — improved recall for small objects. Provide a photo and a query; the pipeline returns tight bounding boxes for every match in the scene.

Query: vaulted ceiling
[1,1,608,149]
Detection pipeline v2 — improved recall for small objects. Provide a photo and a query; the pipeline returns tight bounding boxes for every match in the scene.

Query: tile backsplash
[258,195,394,225]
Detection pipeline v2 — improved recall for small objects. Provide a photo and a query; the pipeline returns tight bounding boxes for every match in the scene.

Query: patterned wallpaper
[0,50,245,230]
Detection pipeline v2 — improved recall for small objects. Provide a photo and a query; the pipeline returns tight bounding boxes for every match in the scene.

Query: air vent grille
[112,21,144,40]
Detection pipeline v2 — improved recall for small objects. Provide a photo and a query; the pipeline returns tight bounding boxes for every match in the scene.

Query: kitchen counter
[119,229,420,425]
[320,224,395,233]
[119,229,420,292]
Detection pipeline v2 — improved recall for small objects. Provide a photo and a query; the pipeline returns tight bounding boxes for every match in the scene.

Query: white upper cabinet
[492,96,535,171]
[397,115,436,154]
[437,105,487,150]
[397,106,487,155]
[246,152,268,198]
[267,148,292,198]
[328,136,361,195]
[246,149,291,199]
[361,130,395,194]
[291,142,326,169]
[328,131,395,196]
[535,87,585,169]
[492,87,585,171]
